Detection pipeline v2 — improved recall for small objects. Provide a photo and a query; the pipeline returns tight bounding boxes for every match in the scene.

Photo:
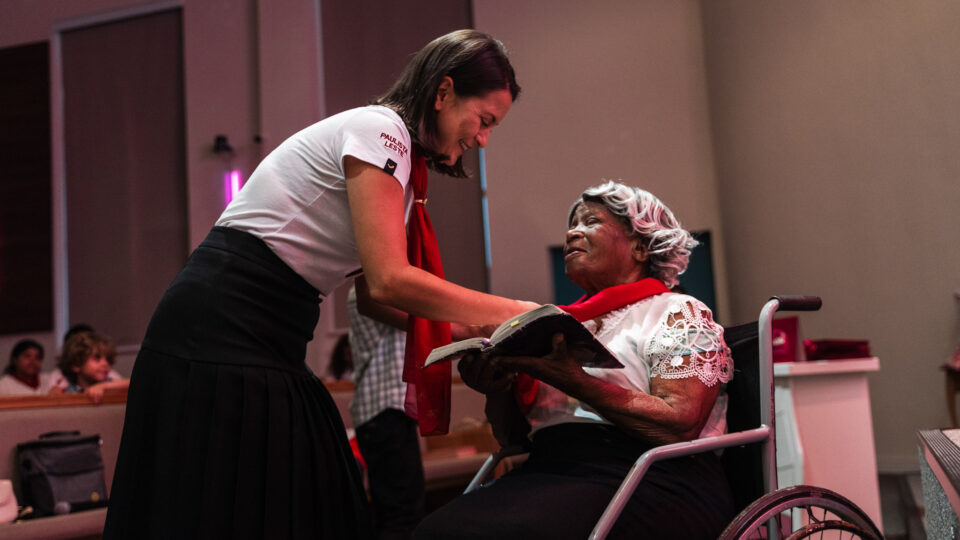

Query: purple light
[224,169,243,205]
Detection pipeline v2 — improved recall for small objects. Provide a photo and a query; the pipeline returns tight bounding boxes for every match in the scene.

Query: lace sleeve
[644,298,732,387]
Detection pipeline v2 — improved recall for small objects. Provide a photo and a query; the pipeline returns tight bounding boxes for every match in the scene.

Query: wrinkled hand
[494,333,590,392]
[457,351,514,394]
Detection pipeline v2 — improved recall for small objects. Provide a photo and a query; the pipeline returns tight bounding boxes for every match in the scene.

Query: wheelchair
[464,296,884,539]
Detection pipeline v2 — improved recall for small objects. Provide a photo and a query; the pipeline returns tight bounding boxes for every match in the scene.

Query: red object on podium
[803,339,871,360]
[772,316,798,363]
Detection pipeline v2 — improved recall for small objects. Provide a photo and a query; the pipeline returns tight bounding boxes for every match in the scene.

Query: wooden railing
[0,379,378,410]
[0,389,129,410]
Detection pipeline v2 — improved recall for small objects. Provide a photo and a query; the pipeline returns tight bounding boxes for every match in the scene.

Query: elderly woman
[414,181,735,539]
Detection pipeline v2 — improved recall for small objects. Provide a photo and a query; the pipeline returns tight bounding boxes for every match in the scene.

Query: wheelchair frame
[463,296,884,540]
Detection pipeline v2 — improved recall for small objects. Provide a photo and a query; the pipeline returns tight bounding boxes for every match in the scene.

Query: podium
[774,358,883,528]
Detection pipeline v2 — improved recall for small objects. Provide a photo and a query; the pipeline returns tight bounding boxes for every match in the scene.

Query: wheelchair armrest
[589,425,772,540]
[463,442,531,494]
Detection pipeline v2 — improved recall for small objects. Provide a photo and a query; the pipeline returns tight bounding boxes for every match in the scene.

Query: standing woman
[103,30,533,540]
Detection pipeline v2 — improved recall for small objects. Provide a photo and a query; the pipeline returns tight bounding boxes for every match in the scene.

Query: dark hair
[5,339,44,374]
[58,331,116,384]
[374,29,520,178]
[63,322,95,345]
[328,334,352,381]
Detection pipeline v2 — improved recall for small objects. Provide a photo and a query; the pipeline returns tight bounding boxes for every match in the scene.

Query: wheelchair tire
[717,484,882,540]
[784,519,873,539]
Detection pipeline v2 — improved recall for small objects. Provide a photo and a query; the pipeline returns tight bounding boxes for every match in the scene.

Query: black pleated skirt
[103,227,371,540]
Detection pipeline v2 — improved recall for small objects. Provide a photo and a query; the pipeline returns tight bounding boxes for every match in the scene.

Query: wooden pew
[0,390,127,540]
[0,380,496,539]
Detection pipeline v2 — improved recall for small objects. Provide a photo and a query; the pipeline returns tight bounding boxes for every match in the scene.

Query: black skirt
[103,227,371,540]
[414,423,734,540]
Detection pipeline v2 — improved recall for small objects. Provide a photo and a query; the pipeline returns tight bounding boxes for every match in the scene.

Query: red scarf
[10,373,40,390]
[11,372,40,390]
[403,147,453,436]
[513,277,670,412]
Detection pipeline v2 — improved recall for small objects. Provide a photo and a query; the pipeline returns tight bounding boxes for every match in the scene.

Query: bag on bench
[17,431,108,517]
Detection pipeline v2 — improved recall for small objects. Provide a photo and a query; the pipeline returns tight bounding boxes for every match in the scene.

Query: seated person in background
[0,339,59,396]
[63,322,95,344]
[414,181,735,540]
[55,331,129,403]
[47,323,125,389]
[347,286,425,540]
[327,333,354,381]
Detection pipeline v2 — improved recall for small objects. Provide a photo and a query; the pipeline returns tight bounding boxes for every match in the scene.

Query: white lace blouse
[525,293,733,439]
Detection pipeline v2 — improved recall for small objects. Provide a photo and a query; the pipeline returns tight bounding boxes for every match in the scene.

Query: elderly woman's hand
[457,351,515,394]
[494,333,591,393]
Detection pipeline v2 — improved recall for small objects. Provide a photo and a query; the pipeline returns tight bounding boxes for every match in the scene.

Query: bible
[424,304,623,369]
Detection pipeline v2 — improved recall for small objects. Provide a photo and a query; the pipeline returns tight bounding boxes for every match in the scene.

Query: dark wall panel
[0,42,53,334]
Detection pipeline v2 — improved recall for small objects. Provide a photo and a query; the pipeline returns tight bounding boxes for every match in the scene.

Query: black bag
[16,431,108,517]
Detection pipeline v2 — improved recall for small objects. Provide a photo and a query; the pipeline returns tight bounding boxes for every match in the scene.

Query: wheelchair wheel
[718,485,882,540]
[783,520,873,539]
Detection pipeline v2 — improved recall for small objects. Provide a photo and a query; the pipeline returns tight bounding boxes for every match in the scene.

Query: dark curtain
[0,42,52,334]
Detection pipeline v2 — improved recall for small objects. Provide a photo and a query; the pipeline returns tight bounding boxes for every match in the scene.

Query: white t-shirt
[0,372,59,396]
[217,106,415,295]
[526,293,733,439]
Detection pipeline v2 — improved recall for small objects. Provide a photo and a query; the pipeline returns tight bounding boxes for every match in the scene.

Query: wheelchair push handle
[771,295,822,312]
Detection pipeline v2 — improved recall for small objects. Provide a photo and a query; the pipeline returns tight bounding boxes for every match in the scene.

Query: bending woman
[415,181,735,540]
[104,30,534,540]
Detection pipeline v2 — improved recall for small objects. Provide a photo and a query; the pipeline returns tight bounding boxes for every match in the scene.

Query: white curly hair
[570,181,698,288]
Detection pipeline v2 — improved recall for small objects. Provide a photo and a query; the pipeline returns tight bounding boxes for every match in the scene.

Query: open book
[424,304,623,369]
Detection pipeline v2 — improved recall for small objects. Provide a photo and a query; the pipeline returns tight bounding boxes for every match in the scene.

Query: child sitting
[56,331,129,403]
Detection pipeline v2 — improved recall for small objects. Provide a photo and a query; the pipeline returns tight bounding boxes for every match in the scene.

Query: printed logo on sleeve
[379,132,408,158]
[383,159,398,176]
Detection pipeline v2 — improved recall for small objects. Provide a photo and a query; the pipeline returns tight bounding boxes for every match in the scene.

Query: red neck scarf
[11,372,40,390]
[403,147,453,436]
[513,277,670,411]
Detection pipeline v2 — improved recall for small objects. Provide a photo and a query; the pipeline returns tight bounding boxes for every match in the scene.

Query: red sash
[513,278,670,412]
[403,147,453,436]
[11,372,40,390]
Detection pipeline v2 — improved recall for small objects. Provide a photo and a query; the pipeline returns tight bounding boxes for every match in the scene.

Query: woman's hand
[494,333,590,391]
[516,300,542,312]
[450,323,499,341]
[499,332,720,445]
[457,351,514,394]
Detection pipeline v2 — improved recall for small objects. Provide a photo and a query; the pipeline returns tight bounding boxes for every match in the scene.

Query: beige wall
[473,0,730,322]
[701,1,960,470]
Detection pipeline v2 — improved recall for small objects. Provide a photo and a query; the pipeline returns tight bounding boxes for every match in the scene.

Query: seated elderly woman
[414,181,734,540]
